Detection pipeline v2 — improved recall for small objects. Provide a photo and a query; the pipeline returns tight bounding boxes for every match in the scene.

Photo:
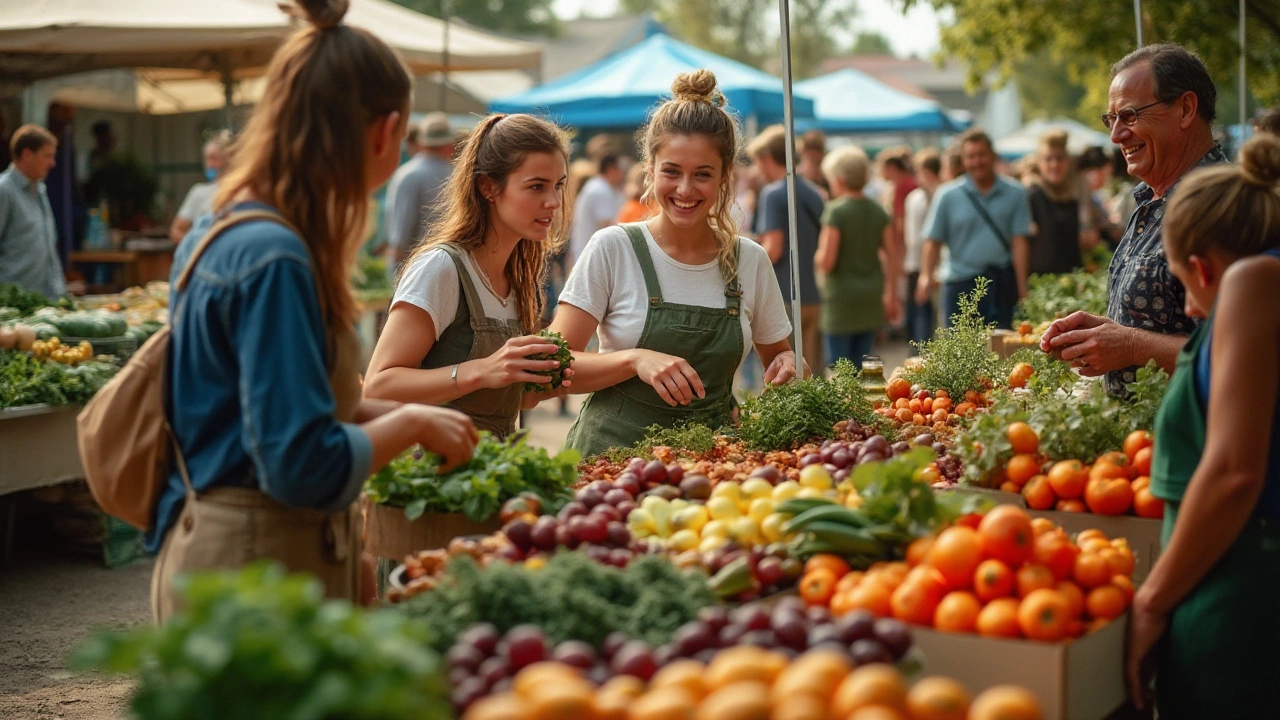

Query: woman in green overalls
[364,115,574,437]
[1125,134,1280,717]
[551,70,802,457]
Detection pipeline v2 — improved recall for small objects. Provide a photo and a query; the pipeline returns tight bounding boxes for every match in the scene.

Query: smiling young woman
[362,114,575,437]
[551,70,801,457]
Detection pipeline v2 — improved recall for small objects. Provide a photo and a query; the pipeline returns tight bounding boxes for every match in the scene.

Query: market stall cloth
[488,33,815,129]
[794,68,966,135]
[995,117,1116,160]
[0,0,543,83]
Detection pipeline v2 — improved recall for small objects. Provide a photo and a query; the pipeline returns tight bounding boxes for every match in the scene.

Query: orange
[830,589,859,618]
[1086,584,1127,620]
[526,679,597,720]
[806,554,852,579]
[1112,575,1136,604]
[928,526,983,589]
[969,685,1044,720]
[1134,485,1164,519]
[879,562,910,588]
[978,505,1035,566]
[906,675,971,720]
[931,409,949,425]
[933,396,953,413]
[800,569,838,607]
[1033,532,1079,580]
[973,559,1015,602]
[1030,517,1055,536]
[1078,537,1112,555]
[1006,422,1039,454]
[907,536,936,567]
[1089,457,1129,482]
[1021,475,1057,511]
[975,597,1022,638]
[770,695,828,720]
[1005,454,1041,488]
[465,693,529,720]
[650,660,708,700]
[934,591,982,632]
[1056,580,1085,618]
[693,681,770,720]
[1015,563,1056,598]
[1055,499,1087,513]
[631,687,700,719]
[1084,477,1134,516]
[846,706,909,720]
[909,399,923,415]
[922,397,934,414]
[772,649,852,705]
[1072,553,1113,589]
[1017,588,1072,641]
[1008,363,1035,390]
[1046,460,1088,499]
[1097,547,1134,578]
[832,665,908,716]
[1000,481,1022,494]
[913,413,927,426]
[935,389,950,399]
[1075,529,1108,545]
[887,378,911,402]
[836,570,866,595]
[1131,446,1153,477]
[704,647,786,691]
[1123,430,1154,461]
[891,575,943,626]
[953,402,976,417]
[895,398,911,410]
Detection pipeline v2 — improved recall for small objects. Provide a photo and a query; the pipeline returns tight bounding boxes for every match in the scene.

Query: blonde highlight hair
[1165,133,1280,262]
[638,69,743,286]
[822,145,871,191]
[215,0,410,325]
[405,114,572,333]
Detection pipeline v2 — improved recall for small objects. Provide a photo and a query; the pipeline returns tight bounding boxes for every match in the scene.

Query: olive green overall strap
[437,244,493,321]
[724,240,742,316]
[623,224,664,309]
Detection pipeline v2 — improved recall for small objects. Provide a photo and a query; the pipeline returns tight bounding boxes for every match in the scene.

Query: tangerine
[887,378,912,402]
[1015,563,1056,598]
[934,591,982,632]
[1033,532,1079,580]
[1017,588,1071,641]
[969,685,1044,720]
[1005,454,1041,488]
[973,559,1015,602]
[1006,422,1039,454]
[846,582,893,618]
[906,536,936,567]
[806,554,852,579]
[906,676,972,720]
[1046,460,1088,499]
[1072,553,1113,589]
[1085,584,1127,620]
[977,505,1035,565]
[891,576,943,626]
[1084,476,1133,515]
[928,526,984,589]
[833,665,908,716]
[975,597,1021,638]
[1021,475,1057,511]
[1056,580,1085,618]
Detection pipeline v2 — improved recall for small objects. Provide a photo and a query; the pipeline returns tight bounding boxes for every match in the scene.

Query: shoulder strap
[175,209,298,291]
[960,185,1011,252]
[724,239,741,315]
[437,243,491,320]
[624,224,664,307]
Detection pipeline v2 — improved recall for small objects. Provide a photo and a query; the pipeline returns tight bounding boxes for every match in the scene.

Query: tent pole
[440,0,451,111]
[1133,0,1143,47]
[1240,0,1247,148]
[776,0,805,377]
[221,61,234,128]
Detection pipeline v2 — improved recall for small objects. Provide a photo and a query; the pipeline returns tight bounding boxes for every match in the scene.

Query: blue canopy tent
[489,33,814,130]
[794,68,965,134]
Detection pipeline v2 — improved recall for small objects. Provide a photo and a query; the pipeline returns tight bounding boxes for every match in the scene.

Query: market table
[0,404,86,563]
[70,247,175,291]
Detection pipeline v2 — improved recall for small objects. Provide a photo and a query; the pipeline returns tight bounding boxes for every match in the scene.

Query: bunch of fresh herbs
[848,447,990,535]
[902,278,1005,398]
[737,358,883,451]
[72,563,451,720]
[1015,269,1109,324]
[0,350,119,408]
[596,421,721,463]
[363,432,578,521]
[0,283,71,314]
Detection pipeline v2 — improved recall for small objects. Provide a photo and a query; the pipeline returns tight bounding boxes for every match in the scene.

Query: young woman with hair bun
[552,69,801,456]
[150,0,479,620]
[1126,132,1280,717]
[363,114,574,437]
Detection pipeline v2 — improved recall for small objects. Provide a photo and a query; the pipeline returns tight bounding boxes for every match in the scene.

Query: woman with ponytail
[1125,133,1280,717]
[363,114,573,437]
[150,0,478,620]
[552,70,801,456]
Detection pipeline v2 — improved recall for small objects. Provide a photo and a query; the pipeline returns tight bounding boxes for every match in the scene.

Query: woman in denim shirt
[150,0,477,621]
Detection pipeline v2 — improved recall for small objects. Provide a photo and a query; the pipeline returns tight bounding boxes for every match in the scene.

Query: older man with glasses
[1041,43,1225,396]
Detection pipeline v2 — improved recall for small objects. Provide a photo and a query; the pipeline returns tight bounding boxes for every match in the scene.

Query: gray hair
[1111,43,1217,124]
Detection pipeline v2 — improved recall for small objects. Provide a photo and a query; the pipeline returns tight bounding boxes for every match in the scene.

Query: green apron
[419,243,522,438]
[566,225,744,457]
[1150,319,1280,719]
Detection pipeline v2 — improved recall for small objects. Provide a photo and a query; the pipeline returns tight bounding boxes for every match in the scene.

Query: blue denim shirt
[146,203,373,552]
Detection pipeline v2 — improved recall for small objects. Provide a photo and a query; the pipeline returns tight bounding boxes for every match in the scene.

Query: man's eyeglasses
[1101,101,1167,130]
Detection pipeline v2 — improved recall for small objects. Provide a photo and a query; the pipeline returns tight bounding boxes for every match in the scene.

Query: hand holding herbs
[73,563,451,720]
[364,432,578,521]
[521,329,572,394]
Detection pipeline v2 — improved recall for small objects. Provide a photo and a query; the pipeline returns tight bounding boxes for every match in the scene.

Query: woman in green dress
[1126,133,1280,717]
[551,70,801,457]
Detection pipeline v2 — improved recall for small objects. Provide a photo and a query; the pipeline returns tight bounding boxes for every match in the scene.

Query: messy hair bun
[671,69,726,107]
[283,0,349,29]
[1240,132,1280,188]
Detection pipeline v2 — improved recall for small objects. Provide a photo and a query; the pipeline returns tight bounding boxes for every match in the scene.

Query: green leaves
[363,432,578,521]
[596,422,721,463]
[521,329,573,394]
[1015,269,1109,324]
[72,563,451,720]
[0,349,119,408]
[903,277,1005,398]
[738,359,884,451]
[850,447,983,534]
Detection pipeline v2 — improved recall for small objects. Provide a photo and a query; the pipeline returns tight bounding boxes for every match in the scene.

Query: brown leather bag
[77,209,294,530]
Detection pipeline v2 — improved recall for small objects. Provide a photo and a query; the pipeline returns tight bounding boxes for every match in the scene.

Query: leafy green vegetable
[522,329,572,393]
[849,448,988,535]
[0,283,71,314]
[400,551,713,652]
[902,278,1005,397]
[1015,269,1109,324]
[72,563,450,720]
[363,432,578,521]
[738,359,885,450]
[0,350,119,408]
[595,421,721,463]
[1006,347,1077,397]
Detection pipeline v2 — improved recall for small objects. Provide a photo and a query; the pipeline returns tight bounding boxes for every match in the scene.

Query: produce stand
[69,247,175,291]
[0,404,85,563]
[1031,509,1164,581]
[363,498,504,559]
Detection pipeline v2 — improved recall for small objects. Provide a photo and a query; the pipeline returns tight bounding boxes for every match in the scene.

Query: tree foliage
[850,31,896,56]
[393,0,559,38]
[899,0,1280,120]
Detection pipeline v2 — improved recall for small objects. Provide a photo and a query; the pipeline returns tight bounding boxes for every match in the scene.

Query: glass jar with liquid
[860,355,886,404]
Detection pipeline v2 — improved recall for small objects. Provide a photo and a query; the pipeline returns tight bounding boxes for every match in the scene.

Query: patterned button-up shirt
[1104,145,1227,396]
[0,165,65,300]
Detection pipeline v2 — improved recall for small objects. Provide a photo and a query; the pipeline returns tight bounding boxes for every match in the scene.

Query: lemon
[799,464,834,490]
[672,506,710,534]
[627,508,657,536]
[701,519,730,540]
[741,478,774,501]
[772,480,802,503]
[760,513,788,543]
[729,517,762,545]
[710,481,742,506]
[748,498,775,523]
[706,496,741,521]
[699,535,729,553]
[668,529,701,553]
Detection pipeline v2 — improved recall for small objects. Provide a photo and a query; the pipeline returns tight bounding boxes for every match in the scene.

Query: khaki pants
[151,487,360,623]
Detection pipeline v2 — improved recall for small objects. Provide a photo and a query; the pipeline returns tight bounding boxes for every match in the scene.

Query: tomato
[973,559,1015,602]
[1017,588,1072,641]
[1046,460,1088,499]
[1123,430,1154,461]
[887,378,912,402]
[800,569,838,606]
[1133,485,1164,518]
[1006,422,1039,454]
[1015,563,1056,598]
[1085,584,1127,620]
[1004,454,1041,488]
[1056,580,1085,618]
[934,591,982,632]
[1072,553,1113,589]
[1131,446,1153,477]
[1084,477,1134,516]
[1055,499,1087,513]
[1033,532,1080,580]
[1021,474,1057,511]
[906,536,935,567]
[928,526,983,589]
[806,554,851,579]
[976,598,1022,638]
[891,576,943,625]
[977,505,1034,566]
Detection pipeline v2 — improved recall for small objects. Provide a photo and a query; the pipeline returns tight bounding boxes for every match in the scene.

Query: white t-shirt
[176,182,219,222]
[392,247,519,339]
[560,224,792,365]
[569,176,624,263]
[903,186,932,274]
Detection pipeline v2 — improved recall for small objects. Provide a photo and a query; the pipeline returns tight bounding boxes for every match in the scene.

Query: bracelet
[451,364,460,389]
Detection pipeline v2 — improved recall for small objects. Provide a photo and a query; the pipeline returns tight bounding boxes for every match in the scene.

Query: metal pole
[1133,0,1143,47]
[776,0,805,376]
[1240,0,1248,148]
[440,0,451,110]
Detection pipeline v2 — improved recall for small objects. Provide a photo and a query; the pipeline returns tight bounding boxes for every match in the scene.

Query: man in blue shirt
[917,129,1032,329]
[0,125,66,299]
[383,113,455,278]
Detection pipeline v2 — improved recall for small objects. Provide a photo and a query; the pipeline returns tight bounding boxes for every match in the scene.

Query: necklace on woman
[468,251,509,307]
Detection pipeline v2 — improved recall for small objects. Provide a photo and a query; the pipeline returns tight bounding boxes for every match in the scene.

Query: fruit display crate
[362,497,504,560]
[914,612,1127,720]
[1029,509,1164,582]
[935,484,1027,509]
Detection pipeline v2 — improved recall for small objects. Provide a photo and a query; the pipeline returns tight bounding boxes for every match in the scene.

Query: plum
[501,519,533,552]
[611,640,658,681]
[552,640,597,671]
[502,625,547,671]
